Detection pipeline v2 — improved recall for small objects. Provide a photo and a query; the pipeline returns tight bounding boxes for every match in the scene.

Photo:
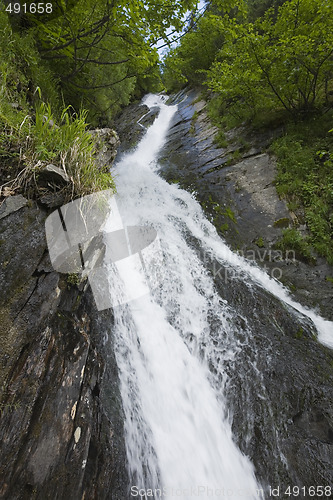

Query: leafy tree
[206,0,333,118]
[3,0,199,122]
[246,0,286,21]
[161,0,247,91]
[162,13,226,90]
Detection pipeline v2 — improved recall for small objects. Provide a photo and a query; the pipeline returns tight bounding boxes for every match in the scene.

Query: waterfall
[105,94,333,499]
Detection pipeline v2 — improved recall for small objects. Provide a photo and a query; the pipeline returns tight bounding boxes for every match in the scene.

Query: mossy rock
[273,217,290,228]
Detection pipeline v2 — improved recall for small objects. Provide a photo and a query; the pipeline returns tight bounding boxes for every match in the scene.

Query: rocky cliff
[114,91,333,495]
[160,89,333,321]
[159,90,333,493]
[1,93,333,500]
[0,132,128,499]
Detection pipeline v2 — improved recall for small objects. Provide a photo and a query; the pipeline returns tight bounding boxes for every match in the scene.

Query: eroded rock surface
[208,258,333,492]
[115,91,333,495]
[160,89,333,320]
[0,201,128,499]
[112,102,160,156]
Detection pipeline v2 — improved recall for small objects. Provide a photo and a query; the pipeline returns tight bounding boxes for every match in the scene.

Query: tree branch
[66,72,136,89]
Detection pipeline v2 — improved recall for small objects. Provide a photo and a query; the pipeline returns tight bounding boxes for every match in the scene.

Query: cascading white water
[105,94,333,499]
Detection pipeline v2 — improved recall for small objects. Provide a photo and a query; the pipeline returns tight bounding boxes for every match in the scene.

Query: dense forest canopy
[0,0,198,199]
[163,0,333,118]
[1,0,198,122]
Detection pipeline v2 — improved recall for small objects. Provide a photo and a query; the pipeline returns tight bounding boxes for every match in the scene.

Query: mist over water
[105,94,333,499]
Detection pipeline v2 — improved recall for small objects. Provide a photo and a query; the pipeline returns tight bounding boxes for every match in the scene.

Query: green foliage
[0,12,61,191]
[163,0,333,266]
[30,102,116,199]
[28,0,197,123]
[165,0,333,120]
[0,11,58,109]
[0,11,57,147]
[275,228,315,264]
[206,0,333,119]
[1,0,196,201]
[273,117,333,264]
[247,0,286,21]
[2,0,198,125]
[162,13,226,91]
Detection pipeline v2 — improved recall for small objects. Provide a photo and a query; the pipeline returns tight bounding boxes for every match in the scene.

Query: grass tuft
[1,102,116,203]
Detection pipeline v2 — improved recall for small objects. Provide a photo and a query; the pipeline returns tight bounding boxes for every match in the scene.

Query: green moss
[66,273,81,286]
[295,327,304,339]
[255,237,265,248]
[223,206,237,223]
[220,223,229,233]
[273,217,290,228]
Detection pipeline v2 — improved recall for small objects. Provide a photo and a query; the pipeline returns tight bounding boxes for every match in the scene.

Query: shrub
[272,116,333,265]
[275,228,315,264]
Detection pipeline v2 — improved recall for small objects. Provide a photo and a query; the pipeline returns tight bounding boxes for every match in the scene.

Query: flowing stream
[104,94,333,499]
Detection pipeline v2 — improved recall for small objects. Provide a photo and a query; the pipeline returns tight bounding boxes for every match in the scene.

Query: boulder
[0,194,28,220]
[39,164,69,185]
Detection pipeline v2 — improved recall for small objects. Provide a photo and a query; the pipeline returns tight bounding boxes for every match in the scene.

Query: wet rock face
[208,261,333,492]
[113,102,160,156]
[0,200,128,499]
[157,91,333,492]
[159,89,333,321]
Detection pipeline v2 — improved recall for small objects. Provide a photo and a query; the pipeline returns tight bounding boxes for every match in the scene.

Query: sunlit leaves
[162,13,226,89]
[21,0,198,121]
[206,0,333,116]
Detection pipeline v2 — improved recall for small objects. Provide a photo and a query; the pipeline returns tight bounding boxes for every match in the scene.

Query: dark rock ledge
[0,200,128,500]
[0,127,128,499]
